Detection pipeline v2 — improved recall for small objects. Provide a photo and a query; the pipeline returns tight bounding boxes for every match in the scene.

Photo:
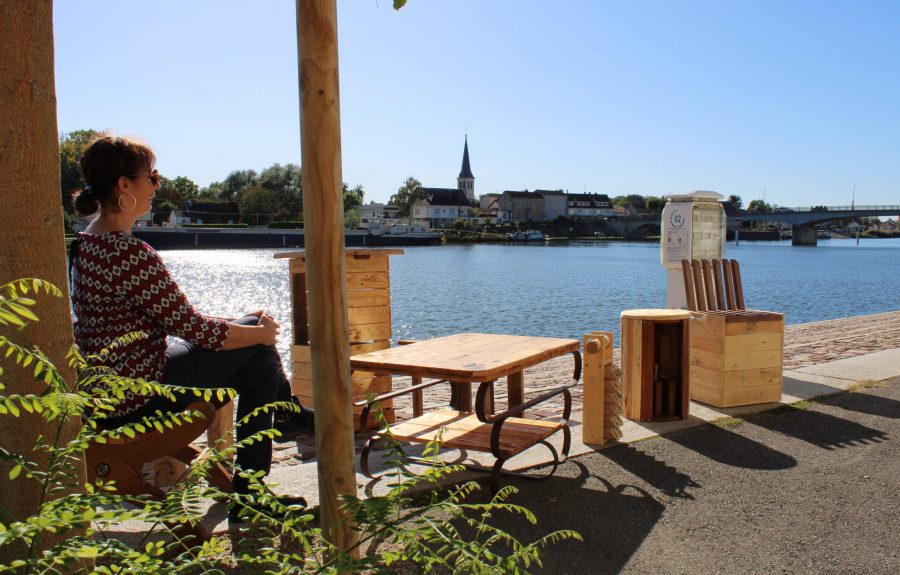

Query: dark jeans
[108,315,292,493]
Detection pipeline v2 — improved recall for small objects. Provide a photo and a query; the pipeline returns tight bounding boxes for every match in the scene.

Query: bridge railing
[742,205,899,214]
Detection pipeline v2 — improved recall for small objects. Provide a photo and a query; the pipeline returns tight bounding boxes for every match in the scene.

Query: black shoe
[227,493,308,524]
[273,397,315,443]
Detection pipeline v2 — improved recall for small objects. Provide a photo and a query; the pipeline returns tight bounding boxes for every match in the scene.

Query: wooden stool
[85,401,233,539]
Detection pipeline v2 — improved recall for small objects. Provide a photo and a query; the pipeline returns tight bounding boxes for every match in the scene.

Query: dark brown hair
[70,134,156,216]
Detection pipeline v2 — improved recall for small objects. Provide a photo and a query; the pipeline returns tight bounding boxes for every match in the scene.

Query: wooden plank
[581,334,609,444]
[621,317,642,420]
[721,385,782,407]
[640,320,654,420]
[722,349,782,372]
[388,409,561,458]
[274,248,403,263]
[347,305,391,327]
[701,260,717,312]
[722,367,782,390]
[690,331,724,354]
[347,289,391,308]
[507,370,524,411]
[689,311,726,339]
[730,259,745,309]
[723,332,783,354]
[691,260,707,312]
[721,259,736,310]
[688,377,725,406]
[348,322,392,344]
[724,316,784,335]
[344,254,390,273]
[292,344,311,364]
[689,347,726,372]
[681,260,697,311]
[346,271,389,290]
[711,259,726,311]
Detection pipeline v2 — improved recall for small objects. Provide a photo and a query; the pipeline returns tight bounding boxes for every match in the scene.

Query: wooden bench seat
[388,409,564,459]
[85,401,233,541]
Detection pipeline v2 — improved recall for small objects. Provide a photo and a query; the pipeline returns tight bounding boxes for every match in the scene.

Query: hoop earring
[118,193,137,212]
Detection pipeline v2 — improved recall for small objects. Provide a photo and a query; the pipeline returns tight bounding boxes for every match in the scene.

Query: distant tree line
[59,129,364,228]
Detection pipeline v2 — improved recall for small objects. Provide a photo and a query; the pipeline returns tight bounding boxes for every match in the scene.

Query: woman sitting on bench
[68,134,313,522]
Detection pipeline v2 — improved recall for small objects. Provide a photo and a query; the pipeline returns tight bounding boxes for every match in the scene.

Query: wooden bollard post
[582,332,612,445]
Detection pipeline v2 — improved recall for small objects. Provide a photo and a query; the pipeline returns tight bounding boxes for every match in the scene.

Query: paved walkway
[499,375,900,574]
[185,310,900,535]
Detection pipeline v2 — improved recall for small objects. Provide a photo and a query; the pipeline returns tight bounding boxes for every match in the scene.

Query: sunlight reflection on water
[159,239,900,377]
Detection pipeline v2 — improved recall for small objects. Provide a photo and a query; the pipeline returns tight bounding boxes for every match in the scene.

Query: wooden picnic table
[350,332,581,413]
[350,333,582,492]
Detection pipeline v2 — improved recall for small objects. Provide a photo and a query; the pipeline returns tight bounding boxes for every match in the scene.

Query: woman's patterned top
[71,231,230,415]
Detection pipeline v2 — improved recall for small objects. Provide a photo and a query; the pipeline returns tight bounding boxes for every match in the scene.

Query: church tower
[457,134,475,201]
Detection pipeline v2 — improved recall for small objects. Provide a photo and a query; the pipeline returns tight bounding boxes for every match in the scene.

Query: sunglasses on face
[130,169,160,186]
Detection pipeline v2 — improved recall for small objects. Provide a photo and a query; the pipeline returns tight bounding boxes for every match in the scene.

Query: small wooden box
[279,249,403,430]
[621,309,692,422]
[688,311,784,408]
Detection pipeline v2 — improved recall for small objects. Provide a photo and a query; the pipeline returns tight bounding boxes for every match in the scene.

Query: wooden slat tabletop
[349,333,580,382]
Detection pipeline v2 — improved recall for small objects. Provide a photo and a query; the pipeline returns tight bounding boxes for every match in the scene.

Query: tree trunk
[296,0,360,558]
[0,0,82,563]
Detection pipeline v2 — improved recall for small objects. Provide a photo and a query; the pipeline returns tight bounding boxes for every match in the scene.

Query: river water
[161,238,899,369]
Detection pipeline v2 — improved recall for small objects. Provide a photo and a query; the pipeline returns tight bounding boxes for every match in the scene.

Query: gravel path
[491,376,900,574]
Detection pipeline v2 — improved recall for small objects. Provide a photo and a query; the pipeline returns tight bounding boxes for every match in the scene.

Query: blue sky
[54,1,899,208]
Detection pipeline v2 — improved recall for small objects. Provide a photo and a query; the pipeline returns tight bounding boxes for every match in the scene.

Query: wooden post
[296,0,359,556]
[581,334,608,445]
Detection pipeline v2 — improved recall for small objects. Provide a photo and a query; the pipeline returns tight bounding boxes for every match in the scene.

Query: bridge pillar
[792,224,817,246]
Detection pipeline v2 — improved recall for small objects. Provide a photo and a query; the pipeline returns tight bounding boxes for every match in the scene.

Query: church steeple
[457,134,475,201]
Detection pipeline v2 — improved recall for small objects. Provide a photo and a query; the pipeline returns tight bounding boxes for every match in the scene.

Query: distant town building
[535,189,567,220]
[411,188,472,228]
[566,193,614,218]
[498,190,545,223]
[357,202,400,227]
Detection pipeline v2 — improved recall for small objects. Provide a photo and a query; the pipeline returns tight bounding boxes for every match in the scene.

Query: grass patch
[712,416,745,427]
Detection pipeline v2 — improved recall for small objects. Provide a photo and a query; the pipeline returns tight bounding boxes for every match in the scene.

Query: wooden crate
[621,309,692,422]
[278,249,403,430]
[688,311,784,407]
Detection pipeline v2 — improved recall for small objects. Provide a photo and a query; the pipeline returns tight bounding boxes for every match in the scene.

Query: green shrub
[0,279,579,574]
[266,221,305,229]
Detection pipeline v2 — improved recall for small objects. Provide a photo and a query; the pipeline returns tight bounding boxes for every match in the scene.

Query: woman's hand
[257,314,280,346]
[220,312,281,350]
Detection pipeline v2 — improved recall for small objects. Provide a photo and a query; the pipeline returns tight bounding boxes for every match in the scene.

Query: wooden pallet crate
[688,310,784,407]
[278,249,403,431]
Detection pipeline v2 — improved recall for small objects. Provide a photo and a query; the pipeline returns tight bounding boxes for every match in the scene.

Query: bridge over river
[730,204,900,245]
[602,204,898,245]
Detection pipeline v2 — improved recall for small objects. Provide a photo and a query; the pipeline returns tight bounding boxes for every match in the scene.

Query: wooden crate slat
[348,289,391,308]
[347,305,392,327]
[723,332,783,354]
[349,322,392,343]
[346,271,390,290]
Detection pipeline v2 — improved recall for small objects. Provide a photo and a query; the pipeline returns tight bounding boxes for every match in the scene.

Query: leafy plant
[0,278,578,574]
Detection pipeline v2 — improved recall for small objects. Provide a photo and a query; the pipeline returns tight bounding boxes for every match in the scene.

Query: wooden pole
[295,0,359,556]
